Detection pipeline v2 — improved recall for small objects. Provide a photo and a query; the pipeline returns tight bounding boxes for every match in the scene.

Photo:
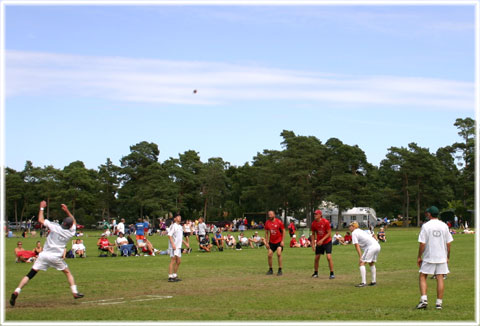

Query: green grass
[4,227,476,321]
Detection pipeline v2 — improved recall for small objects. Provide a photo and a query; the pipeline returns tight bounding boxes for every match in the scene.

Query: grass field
[3,227,476,322]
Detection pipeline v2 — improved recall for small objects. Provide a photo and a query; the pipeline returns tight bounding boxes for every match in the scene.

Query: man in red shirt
[264,210,285,276]
[310,210,335,279]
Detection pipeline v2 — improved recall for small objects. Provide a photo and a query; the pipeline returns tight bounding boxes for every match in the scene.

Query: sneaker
[73,292,84,299]
[311,273,319,278]
[266,269,273,275]
[10,292,18,307]
[277,270,283,276]
[112,253,117,257]
[168,278,175,282]
[436,304,442,310]
[416,301,428,309]
[368,282,377,286]
[355,283,367,287]
[173,277,182,282]
[431,275,437,279]
[329,274,335,279]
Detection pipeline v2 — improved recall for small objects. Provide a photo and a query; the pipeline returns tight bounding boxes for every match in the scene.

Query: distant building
[320,207,377,229]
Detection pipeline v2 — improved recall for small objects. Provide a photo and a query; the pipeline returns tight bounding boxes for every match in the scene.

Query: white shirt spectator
[418,219,453,263]
[72,242,86,252]
[197,222,207,236]
[352,228,379,251]
[116,221,125,234]
[116,236,128,246]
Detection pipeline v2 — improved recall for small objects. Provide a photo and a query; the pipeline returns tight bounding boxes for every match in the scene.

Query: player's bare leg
[276,247,283,275]
[62,268,84,299]
[266,249,274,275]
[416,273,429,309]
[313,254,321,277]
[10,269,38,307]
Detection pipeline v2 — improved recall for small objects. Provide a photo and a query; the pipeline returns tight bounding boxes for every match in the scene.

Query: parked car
[76,224,84,229]
[7,222,22,230]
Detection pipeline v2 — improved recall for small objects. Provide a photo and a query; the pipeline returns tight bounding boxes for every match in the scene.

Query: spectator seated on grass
[377,228,387,242]
[115,232,134,256]
[97,233,117,257]
[199,235,212,252]
[136,238,156,256]
[344,232,352,244]
[212,229,224,251]
[290,235,301,248]
[250,231,265,248]
[33,241,43,256]
[72,239,86,258]
[236,232,253,249]
[126,235,139,256]
[299,234,311,248]
[332,231,346,245]
[224,234,236,248]
[14,241,37,263]
[463,228,475,234]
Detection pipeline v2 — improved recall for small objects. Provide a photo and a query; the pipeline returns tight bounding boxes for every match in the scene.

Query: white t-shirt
[352,228,379,251]
[43,219,76,258]
[184,222,192,233]
[238,235,248,244]
[333,233,343,240]
[197,222,207,236]
[116,236,128,246]
[418,219,453,263]
[116,222,125,234]
[168,223,183,250]
[72,243,85,251]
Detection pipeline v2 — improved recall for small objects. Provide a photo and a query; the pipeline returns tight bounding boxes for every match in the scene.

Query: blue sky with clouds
[4,4,476,171]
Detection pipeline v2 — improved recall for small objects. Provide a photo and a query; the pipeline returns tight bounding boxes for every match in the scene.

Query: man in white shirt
[196,217,207,244]
[115,232,133,256]
[72,239,86,258]
[116,218,125,235]
[10,201,84,307]
[416,206,453,310]
[349,221,381,288]
[168,213,188,282]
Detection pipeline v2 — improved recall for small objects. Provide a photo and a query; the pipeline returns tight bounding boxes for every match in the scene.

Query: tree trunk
[337,205,342,230]
[14,201,18,224]
[405,175,409,222]
[203,197,208,221]
[415,181,420,227]
[47,197,50,219]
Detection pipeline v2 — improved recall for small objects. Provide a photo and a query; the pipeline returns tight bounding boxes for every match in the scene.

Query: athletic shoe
[168,278,175,282]
[173,277,182,282]
[112,253,117,257]
[73,292,84,299]
[431,275,437,279]
[266,269,273,275]
[311,273,318,278]
[368,282,376,286]
[277,270,283,276]
[436,304,442,310]
[416,301,428,309]
[329,274,335,279]
[9,292,18,307]
[355,283,367,287]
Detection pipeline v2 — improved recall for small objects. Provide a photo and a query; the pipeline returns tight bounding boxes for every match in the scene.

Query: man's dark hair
[62,217,74,230]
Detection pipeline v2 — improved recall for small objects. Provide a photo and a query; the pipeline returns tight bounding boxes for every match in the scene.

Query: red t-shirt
[16,250,37,258]
[288,222,296,234]
[99,238,110,248]
[265,218,285,244]
[289,238,297,247]
[344,234,352,242]
[310,218,332,245]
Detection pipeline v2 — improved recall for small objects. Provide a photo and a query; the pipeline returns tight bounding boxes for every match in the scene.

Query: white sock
[436,298,443,305]
[359,265,366,284]
[70,285,78,294]
[173,273,177,278]
[168,274,173,278]
[421,295,428,302]
[15,288,21,294]
[370,265,376,283]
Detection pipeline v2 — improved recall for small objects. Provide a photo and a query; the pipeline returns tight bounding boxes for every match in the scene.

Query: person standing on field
[168,213,188,282]
[264,210,285,276]
[349,221,380,287]
[310,210,335,279]
[10,201,84,307]
[416,206,453,310]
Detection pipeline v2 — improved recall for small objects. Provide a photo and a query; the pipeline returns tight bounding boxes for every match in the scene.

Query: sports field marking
[81,295,172,305]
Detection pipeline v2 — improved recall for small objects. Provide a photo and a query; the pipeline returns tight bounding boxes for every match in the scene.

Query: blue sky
[4,4,476,171]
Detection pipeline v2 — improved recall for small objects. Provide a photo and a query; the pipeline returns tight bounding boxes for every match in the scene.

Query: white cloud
[5,50,474,111]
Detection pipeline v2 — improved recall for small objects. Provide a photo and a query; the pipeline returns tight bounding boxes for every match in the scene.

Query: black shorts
[315,241,332,255]
[269,242,283,252]
[183,232,191,238]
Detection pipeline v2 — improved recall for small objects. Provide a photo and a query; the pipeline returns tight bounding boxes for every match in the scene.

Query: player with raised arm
[264,210,285,276]
[10,201,84,307]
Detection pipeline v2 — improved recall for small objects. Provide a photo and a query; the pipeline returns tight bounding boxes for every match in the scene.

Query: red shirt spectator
[290,237,297,247]
[265,218,285,244]
[344,232,352,243]
[288,222,296,236]
[311,218,332,245]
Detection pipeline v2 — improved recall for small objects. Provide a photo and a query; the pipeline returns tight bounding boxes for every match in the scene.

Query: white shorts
[168,248,182,258]
[419,262,450,275]
[240,238,249,245]
[361,245,380,263]
[32,252,68,271]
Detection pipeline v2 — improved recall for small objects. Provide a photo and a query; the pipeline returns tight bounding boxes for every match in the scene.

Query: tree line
[5,117,475,229]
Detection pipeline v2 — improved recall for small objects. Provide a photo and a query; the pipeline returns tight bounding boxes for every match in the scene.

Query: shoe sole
[10,293,17,307]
